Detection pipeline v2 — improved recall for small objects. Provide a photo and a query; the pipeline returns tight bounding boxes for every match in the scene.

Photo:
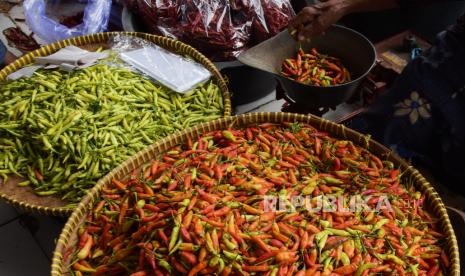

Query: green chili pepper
[355,263,376,276]
[168,238,183,255]
[209,255,220,267]
[385,254,405,266]
[373,218,389,231]
[158,259,172,272]
[168,225,180,252]
[223,250,242,261]
[217,258,225,273]
[326,228,351,237]
[0,63,224,203]
[222,130,236,142]
[409,264,419,276]
[340,252,350,265]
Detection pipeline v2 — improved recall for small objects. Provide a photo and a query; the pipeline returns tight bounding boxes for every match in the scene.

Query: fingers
[297,18,326,41]
[288,6,322,34]
[295,1,347,41]
[314,0,335,9]
[289,0,347,41]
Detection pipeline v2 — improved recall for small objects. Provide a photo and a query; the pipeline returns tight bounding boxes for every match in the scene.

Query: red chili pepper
[144,251,157,272]
[187,261,207,276]
[201,204,216,215]
[172,258,188,273]
[201,217,225,228]
[103,194,120,200]
[108,235,124,249]
[118,197,128,225]
[196,188,217,204]
[207,206,230,217]
[86,226,101,234]
[78,230,89,249]
[213,165,223,180]
[77,235,93,259]
[34,169,44,181]
[111,178,126,190]
[181,227,192,242]
[242,264,269,272]
[334,259,361,274]
[269,239,284,249]
[181,251,198,266]
[251,235,271,253]
[158,229,169,245]
[333,219,357,230]
[441,250,450,268]
[137,249,145,271]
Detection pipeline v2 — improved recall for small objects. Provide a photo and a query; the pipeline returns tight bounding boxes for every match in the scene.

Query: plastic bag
[250,0,295,43]
[180,0,252,60]
[131,0,181,37]
[128,0,252,61]
[109,34,212,93]
[23,0,112,43]
[125,0,294,61]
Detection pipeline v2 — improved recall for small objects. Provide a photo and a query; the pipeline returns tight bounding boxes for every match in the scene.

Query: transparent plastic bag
[250,0,295,43]
[125,0,294,61]
[23,0,112,43]
[109,34,212,93]
[128,0,252,61]
[132,0,181,37]
[180,0,252,61]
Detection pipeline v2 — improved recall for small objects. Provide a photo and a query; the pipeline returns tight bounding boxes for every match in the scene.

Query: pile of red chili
[281,48,351,86]
[68,122,449,275]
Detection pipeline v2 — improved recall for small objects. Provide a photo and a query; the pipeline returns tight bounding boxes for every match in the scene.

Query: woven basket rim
[0,31,231,217]
[51,112,460,276]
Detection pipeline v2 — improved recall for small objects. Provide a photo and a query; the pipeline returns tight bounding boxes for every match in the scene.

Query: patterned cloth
[348,29,465,194]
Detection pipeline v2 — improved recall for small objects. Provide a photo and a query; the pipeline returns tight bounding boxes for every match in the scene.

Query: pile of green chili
[0,64,223,204]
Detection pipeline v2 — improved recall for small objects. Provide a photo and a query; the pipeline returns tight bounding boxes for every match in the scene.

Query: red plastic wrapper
[132,0,181,37]
[125,0,294,61]
[251,0,295,43]
[179,0,252,60]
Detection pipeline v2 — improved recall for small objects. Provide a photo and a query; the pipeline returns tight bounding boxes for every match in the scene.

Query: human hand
[288,0,353,41]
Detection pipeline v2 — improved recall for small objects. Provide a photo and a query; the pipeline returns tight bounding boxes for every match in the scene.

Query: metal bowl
[239,25,377,108]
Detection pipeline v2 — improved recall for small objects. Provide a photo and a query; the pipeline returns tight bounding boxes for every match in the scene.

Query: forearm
[343,0,399,13]
[345,0,456,13]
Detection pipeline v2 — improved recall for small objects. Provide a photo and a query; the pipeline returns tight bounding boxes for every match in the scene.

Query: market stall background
[0,0,464,275]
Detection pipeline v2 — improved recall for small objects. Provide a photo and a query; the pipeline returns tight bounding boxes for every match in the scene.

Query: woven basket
[51,112,460,275]
[0,32,231,217]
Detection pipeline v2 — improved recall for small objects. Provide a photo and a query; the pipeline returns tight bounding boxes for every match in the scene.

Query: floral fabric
[348,30,465,194]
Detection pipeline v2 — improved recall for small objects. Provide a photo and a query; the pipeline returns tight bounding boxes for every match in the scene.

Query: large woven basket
[51,112,460,275]
[0,32,231,216]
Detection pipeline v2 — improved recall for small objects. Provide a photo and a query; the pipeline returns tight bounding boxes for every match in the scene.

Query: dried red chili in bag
[59,11,85,28]
[179,0,251,60]
[126,0,294,61]
[251,0,295,43]
[132,0,182,37]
